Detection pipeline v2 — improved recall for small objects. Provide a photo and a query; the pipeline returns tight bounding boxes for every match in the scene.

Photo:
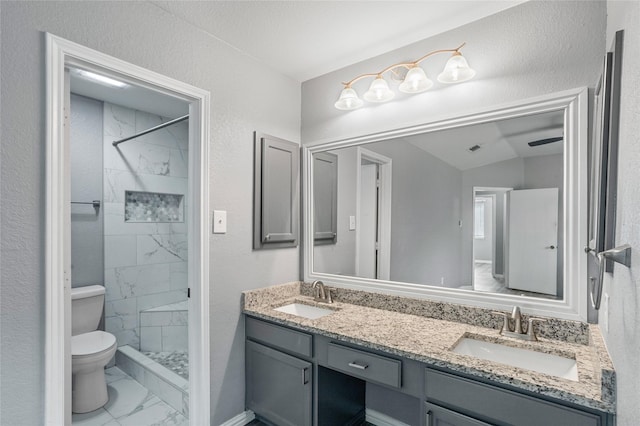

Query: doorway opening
[46,34,210,425]
[355,147,392,280]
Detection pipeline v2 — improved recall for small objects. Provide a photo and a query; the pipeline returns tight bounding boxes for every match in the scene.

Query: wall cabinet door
[313,152,338,244]
[246,340,312,426]
[425,402,490,426]
[253,132,299,249]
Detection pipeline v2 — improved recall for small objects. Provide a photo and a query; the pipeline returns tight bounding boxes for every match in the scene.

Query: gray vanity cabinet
[246,340,312,426]
[425,402,490,426]
[425,369,605,426]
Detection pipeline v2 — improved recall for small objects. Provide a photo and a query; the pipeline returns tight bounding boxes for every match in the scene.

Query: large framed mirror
[303,88,588,321]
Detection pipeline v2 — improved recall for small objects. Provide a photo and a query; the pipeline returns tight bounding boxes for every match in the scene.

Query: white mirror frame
[303,87,588,321]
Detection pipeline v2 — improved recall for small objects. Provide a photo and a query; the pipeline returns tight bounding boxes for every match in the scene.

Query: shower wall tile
[136,290,187,313]
[104,103,135,139]
[104,170,141,203]
[140,327,163,352]
[161,326,188,352]
[105,263,172,301]
[104,236,137,269]
[105,298,137,318]
[170,263,187,291]
[103,102,188,350]
[169,149,189,178]
[137,234,187,265]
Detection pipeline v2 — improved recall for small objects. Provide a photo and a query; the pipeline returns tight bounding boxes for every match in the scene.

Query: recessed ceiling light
[75,69,127,88]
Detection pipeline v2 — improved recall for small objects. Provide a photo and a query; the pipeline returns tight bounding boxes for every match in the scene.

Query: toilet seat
[72,331,116,357]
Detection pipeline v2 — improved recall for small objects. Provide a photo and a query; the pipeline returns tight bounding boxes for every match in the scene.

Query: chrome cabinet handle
[348,362,368,370]
[301,367,309,385]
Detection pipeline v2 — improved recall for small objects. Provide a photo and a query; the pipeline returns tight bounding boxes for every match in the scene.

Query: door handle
[546,245,556,249]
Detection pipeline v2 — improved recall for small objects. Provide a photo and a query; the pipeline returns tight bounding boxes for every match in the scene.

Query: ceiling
[404,110,564,171]
[150,1,526,82]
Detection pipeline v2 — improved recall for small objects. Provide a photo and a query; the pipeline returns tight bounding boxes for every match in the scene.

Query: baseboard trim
[366,408,411,426]
[219,410,256,426]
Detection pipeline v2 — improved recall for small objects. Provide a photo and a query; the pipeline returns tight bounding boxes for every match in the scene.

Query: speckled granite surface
[242,282,615,413]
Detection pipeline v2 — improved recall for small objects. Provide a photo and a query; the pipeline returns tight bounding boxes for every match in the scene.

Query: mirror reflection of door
[358,161,379,278]
[472,188,510,293]
[355,147,392,280]
[507,188,559,295]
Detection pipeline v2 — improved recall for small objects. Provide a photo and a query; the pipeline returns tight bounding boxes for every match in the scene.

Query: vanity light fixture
[334,42,475,111]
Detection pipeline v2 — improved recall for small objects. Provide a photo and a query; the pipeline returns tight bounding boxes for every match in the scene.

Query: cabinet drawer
[425,369,601,426]
[246,317,313,358]
[327,343,401,388]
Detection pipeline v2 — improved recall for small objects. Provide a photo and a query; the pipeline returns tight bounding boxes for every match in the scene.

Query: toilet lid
[72,331,116,356]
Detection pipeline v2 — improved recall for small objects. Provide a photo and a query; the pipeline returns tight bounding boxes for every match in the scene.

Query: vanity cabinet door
[246,341,312,426]
[426,402,490,426]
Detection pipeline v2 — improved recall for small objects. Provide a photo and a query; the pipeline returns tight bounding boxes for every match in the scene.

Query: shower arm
[112,114,189,147]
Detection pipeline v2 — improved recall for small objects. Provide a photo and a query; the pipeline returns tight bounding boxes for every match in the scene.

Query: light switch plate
[213,210,227,234]
[349,215,356,231]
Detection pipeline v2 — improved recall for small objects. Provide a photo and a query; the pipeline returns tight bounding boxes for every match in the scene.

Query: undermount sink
[453,337,579,381]
[274,303,335,319]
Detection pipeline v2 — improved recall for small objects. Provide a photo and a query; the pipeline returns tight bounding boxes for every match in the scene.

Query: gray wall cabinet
[253,132,299,249]
[245,316,613,426]
[313,152,338,244]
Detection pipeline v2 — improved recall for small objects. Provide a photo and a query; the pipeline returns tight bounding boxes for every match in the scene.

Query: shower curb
[115,345,189,419]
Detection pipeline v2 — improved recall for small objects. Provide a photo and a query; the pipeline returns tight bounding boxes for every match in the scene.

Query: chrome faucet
[312,280,333,304]
[492,306,546,341]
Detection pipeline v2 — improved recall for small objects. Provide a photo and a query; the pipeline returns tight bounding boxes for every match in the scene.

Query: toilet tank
[71,285,106,336]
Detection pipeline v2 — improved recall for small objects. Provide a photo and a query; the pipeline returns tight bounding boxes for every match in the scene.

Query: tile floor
[72,367,187,426]
[473,262,558,299]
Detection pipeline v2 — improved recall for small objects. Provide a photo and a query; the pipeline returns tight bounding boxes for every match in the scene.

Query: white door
[507,188,559,295]
[357,164,378,278]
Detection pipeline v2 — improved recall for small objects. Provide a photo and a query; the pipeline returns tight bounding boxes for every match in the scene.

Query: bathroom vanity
[243,283,615,426]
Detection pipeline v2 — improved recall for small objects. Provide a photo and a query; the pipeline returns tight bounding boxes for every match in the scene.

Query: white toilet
[71,285,117,413]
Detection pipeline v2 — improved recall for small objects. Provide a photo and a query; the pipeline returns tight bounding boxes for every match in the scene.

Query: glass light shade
[437,53,476,84]
[398,67,433,94]
[334,87,364,110]
[363,77,395,103]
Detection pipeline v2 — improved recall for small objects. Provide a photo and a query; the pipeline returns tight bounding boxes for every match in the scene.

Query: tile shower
[102,101,189,366]
[70,94,190,421]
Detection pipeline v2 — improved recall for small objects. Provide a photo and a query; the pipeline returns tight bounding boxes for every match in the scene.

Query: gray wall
[0,2,300,424]
[600,1,640,425]
[367,140,463,287]
[70,94,104,287]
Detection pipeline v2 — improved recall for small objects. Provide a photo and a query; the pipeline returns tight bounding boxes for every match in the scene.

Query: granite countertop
[242,282,616,414]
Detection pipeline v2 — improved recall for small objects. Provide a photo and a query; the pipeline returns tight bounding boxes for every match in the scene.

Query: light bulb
[334,87,363,110]
[398,66,433,94]
[363,77,395,103]
[437,52,476,84]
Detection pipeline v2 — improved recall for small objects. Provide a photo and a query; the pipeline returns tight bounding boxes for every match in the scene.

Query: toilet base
[72,367,108,413]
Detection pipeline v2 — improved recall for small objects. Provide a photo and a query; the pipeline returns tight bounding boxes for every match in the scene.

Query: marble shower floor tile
[72,367,186,426]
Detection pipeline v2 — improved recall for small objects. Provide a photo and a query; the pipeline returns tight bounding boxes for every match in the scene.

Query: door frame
[45,33,211,425]
[355,147,392,280]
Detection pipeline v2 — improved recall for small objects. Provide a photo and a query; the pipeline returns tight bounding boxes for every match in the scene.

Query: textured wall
[600,1,640,425]
[301,1,605,143]
[0,2,300,424]
[70,94,104,287]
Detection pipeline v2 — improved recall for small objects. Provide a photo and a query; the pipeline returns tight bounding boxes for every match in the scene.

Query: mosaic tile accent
[125,190,184,223]
[143,351,189,380]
